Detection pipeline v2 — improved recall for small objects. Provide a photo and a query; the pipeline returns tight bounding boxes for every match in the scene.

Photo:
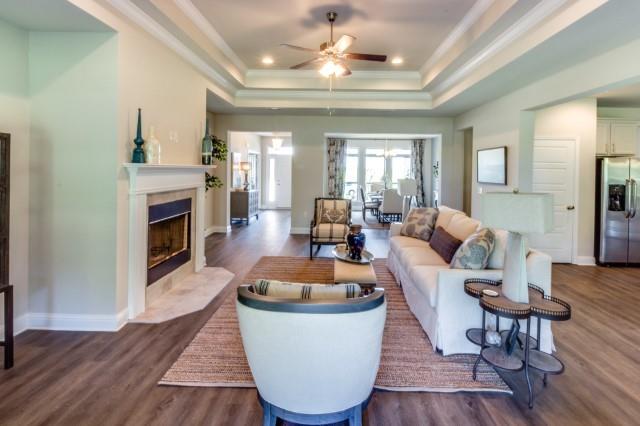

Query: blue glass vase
[346,224,366,260]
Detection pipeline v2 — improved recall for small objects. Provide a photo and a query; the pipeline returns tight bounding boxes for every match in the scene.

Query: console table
[464,279,571,408]
[230,190,259,224]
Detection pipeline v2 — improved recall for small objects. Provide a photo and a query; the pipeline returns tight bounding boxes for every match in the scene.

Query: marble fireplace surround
[124,163,212,319]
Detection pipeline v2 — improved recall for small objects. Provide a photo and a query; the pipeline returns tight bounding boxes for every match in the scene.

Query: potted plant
[205,134,228,191]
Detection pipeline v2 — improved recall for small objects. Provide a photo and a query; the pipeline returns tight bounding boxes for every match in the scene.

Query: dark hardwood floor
[1,210,639,425]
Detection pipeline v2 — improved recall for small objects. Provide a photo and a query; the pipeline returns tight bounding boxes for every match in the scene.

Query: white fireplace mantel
[124,163,214,319]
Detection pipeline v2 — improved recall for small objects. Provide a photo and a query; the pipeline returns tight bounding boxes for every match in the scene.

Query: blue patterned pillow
[450,228,496,270]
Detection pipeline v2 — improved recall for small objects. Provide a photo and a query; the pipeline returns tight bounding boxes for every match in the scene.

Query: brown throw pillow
[400,207,439,241]
[429,226,463,263]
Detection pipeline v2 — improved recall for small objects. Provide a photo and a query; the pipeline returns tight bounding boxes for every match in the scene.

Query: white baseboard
[206,225,231,235]
[27,308,129,332]
[0,313,29,336]
[290,227,310,235]
[574,256,596,266]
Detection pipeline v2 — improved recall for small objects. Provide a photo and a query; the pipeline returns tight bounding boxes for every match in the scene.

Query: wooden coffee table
[334,258,377,295]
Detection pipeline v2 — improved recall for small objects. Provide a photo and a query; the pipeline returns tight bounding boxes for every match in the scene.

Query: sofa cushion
[428,226,462,263]
[434,206,462,230]
[254,279,361,299]
[312,223,348,240]
[400,207,439,241]
[450,228,496,270]
[398,245,449,269]
[445,214,481,242]
[390,235,430,253]
[409,265,449,308]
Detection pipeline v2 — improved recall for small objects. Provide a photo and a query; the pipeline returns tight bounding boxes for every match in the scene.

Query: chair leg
[309,240,313,259]
[262,401,277,426]
[348,404,363,426]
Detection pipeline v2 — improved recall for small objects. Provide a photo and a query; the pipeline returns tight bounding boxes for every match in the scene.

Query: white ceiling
[68,0,640,116]
[0,0,112,32]
[190,0,477,71]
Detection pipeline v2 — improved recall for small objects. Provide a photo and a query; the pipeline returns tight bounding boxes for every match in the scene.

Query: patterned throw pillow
[450,228,496,270]
[319,199,349,224]
[429,226,462,263]
[254,280,361,299]
[400,207,439,241]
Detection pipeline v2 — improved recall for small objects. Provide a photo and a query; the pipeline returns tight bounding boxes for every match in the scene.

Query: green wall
[28,32,119,316]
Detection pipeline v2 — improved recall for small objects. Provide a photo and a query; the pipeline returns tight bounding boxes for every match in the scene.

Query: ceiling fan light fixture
[334,62,348,77]
[391,57,403,65]
[261,56,274,65]
[319,60,337,77]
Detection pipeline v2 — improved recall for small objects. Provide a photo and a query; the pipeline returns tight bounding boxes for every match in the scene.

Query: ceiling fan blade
[290,57,323,69]
[333,35,355,53]
[280,43,320,53]
[344,53,387,62]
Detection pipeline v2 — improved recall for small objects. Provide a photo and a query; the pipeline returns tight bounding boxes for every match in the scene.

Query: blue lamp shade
[481,192,553,234]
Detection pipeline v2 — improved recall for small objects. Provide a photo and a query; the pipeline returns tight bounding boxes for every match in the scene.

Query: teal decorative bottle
[201,118,213,165]
[131,108,145,163]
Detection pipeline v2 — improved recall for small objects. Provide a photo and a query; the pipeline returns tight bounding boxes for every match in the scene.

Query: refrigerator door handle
[625,179,632,219]
[632,179,638,219]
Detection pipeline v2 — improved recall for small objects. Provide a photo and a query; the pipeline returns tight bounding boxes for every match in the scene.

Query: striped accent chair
[310,198,352,259]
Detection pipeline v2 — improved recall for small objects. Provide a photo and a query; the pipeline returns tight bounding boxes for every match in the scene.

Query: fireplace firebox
[147,198,192,285]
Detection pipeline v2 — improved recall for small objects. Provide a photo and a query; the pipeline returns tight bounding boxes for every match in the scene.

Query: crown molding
[430,0,569,96]
[105,0,236,94]
[419,0,496,75]
[174,0,248,73]
[245,69,421,80]
[235,89,432,101]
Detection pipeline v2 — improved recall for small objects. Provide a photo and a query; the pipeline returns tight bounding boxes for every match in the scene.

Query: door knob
[567,205,575,210]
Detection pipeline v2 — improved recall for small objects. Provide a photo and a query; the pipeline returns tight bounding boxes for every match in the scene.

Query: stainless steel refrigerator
[599,157,640,264]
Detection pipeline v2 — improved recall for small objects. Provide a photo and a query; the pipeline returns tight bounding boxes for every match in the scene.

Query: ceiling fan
[281,11,387,77]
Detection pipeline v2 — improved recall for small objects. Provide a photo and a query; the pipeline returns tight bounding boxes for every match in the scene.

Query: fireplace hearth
[147,198,192,285]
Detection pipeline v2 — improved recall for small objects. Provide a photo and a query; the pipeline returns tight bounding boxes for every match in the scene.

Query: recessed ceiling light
[391,57,403,65]
[262,56,274,65]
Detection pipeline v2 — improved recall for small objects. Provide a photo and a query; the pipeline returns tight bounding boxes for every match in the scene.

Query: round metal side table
[463,279,572,409]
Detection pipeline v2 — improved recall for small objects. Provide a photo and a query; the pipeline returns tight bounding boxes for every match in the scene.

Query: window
[344,148,359,200]
[391,155,411,187]
[248,153,259,190]
[342,139,415,197]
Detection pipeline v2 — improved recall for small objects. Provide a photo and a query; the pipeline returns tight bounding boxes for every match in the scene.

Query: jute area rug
[160,257,511,394]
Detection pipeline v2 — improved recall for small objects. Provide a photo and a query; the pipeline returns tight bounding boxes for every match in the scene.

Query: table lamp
[481,192,553,303]
[397,178,418,220]
[240,162,251,190]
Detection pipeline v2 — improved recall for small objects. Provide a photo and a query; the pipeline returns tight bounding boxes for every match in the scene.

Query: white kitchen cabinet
[610,122,638,155]
[597,119,639,156]
[597,121,611,155]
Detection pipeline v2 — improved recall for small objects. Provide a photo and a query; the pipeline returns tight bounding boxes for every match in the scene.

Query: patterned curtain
[411,139,427,207]
[327,138,347,198]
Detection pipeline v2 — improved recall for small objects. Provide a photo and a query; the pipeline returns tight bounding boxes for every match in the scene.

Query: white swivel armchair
[236,285,387,426]
[378,188,403,223]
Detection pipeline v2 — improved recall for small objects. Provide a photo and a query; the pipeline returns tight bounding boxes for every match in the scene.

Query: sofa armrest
[436,269,504,305]
[389,222,402,237]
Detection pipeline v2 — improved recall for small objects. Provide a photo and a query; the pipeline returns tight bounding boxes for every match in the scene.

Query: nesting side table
[464,279,571,408]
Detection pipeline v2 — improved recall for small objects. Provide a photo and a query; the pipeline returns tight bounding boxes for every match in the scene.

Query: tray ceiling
[190,0,477,71]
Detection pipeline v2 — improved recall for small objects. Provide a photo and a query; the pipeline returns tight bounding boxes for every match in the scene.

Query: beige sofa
[387,206,554,356]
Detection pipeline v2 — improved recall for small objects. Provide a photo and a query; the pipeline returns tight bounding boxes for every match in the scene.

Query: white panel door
[266,154,292,208]
[530,139,576,263]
